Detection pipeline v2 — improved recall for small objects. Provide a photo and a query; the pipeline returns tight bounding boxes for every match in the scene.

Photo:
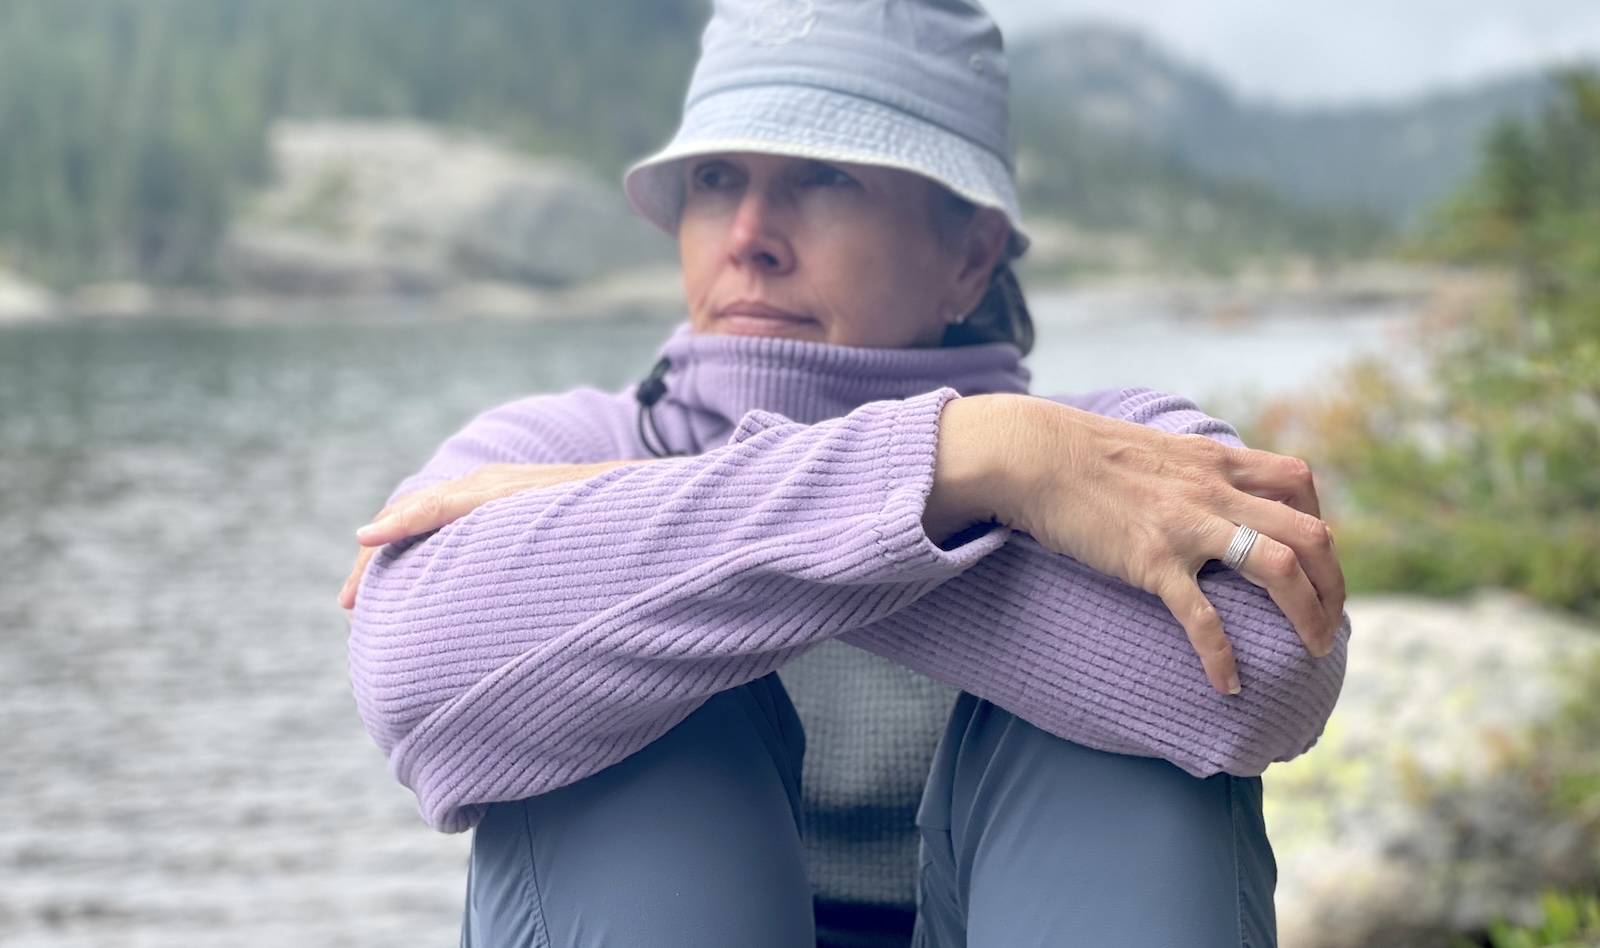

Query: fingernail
[355,521,386,543]
[1226,674,1242,695]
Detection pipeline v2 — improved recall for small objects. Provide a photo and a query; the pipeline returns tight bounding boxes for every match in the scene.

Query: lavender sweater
[349,325,1348,863]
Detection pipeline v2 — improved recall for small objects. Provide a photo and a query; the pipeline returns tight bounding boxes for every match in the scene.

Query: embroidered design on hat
[748,0,817,46]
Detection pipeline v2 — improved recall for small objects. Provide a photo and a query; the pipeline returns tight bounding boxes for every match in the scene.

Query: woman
[341,1,1348,945]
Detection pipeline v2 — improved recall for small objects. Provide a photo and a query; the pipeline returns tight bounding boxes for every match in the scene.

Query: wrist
[923,393,1033,544]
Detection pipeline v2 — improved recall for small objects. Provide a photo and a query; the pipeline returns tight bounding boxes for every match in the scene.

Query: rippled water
[0,316,668,947]
[0,301,1409,946]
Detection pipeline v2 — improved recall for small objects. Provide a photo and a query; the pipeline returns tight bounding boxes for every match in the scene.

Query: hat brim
[624,84,1029,255]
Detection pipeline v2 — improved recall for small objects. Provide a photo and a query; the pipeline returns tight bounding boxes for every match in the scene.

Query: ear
[947,208,1011,320]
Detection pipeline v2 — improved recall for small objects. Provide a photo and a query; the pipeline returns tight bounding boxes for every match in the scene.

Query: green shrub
[1455,891,1600,947]
[1248,70,1600,616]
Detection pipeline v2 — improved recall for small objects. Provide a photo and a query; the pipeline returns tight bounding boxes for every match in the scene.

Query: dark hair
[928,187,1035,356]
[941,263,1034,355]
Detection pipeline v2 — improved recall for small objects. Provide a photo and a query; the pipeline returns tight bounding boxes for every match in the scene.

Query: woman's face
[676,152,1008,348]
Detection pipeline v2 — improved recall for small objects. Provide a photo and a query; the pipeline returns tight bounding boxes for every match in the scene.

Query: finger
[338,545,379,610]
[1226,448,1320,518]
[1283,509,1344,635]
[352,500,401,547]
[1224,528,1333,658]
[1226,499,1345,647]
[1216,496,1344,643]
[356,491,459,546]
[1157,579,1240,695]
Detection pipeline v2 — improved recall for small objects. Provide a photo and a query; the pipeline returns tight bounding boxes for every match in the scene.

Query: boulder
[220,228,448,298]
[0,270,56,321]
[1267,592,1600,948]
[65,282,159,317]
[231,120,675,297]
[450,168,673,286]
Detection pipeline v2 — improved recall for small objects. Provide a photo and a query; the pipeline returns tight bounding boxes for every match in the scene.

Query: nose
[726,185,795,274]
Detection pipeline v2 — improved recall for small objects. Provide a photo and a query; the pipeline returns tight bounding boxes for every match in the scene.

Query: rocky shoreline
[0,119,1497,329]
[0,271,690,326]
[0,259,1479,328]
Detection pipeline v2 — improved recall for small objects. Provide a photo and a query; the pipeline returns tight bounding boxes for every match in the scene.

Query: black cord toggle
[635,356,683,457]
[636,356,671,407]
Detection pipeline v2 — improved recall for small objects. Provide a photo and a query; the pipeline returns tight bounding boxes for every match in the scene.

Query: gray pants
[460,674,1277,948]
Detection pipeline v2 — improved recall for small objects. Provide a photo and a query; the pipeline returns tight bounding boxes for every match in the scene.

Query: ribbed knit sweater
[348,322,1348,911]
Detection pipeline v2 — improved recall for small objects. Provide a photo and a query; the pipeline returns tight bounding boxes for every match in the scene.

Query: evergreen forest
[0,0,1560,286]
[0,0,703,284]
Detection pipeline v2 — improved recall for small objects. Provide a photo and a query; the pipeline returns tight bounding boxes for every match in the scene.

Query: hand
[929,394,1344,695]
[337,460,650,610]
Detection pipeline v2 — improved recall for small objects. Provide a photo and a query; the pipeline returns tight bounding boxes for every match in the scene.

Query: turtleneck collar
[641,322,1032,455]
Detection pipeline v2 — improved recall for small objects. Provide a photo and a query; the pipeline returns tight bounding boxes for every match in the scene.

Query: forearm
[845,539,1348,776]
[869,387,1346,774]
[349,388,1008,831]
[351,380,1343,828]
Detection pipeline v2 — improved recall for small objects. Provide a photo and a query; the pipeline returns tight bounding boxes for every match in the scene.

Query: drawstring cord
[635,356,683,458]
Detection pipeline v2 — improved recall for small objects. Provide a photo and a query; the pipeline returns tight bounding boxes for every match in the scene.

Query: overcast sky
[981,0,1600,106]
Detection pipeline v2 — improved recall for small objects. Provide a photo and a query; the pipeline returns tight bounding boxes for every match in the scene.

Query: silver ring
[1222,525,1260,571]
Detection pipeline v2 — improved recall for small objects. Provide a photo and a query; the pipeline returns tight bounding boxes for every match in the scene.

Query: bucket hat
[623,0,1028,253]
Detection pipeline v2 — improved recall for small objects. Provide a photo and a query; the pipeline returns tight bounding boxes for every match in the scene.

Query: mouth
[714,302,820,335]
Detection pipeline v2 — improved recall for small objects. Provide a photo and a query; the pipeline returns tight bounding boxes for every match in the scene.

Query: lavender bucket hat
[623,0,1029,254]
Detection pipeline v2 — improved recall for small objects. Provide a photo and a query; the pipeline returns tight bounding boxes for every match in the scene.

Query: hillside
[0,0,703,285]
[1011,24,1559,223]
[0,2,1571,287]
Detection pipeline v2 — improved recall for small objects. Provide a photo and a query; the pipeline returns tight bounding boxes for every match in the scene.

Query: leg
[913,694,1277,948]
[462,673,816,948]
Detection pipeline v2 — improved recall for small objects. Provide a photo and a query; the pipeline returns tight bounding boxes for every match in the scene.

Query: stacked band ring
[1222,525,1260,571]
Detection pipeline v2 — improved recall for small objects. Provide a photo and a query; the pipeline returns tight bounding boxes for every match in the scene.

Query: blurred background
[0,2,1596,946]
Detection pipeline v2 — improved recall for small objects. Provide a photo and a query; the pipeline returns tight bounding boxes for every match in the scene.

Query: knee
[461,680,816,948]
[931,696,1251,839]
[921,698,1278,946]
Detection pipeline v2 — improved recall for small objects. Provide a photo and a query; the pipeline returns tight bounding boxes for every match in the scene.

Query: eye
[690,160,742,191]
[802,163,857,188]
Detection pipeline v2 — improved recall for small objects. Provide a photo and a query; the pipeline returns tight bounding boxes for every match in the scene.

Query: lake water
[0,295,1414,946]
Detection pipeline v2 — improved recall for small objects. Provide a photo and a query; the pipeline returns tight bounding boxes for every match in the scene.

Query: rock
[438,280,559,320]
[232,120,675,297]
[562,265,686,317]
[451,170,673,286]
[0,271,57,321]
[66,282,157,318]
[1266,592,1600,948]
[221,229,448,297]
[439,266,685,322]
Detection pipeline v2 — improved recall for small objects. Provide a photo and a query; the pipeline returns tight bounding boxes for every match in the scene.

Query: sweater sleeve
[838,387,1349,780]
[350,384,1347,832]
[349,387,1008,832]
